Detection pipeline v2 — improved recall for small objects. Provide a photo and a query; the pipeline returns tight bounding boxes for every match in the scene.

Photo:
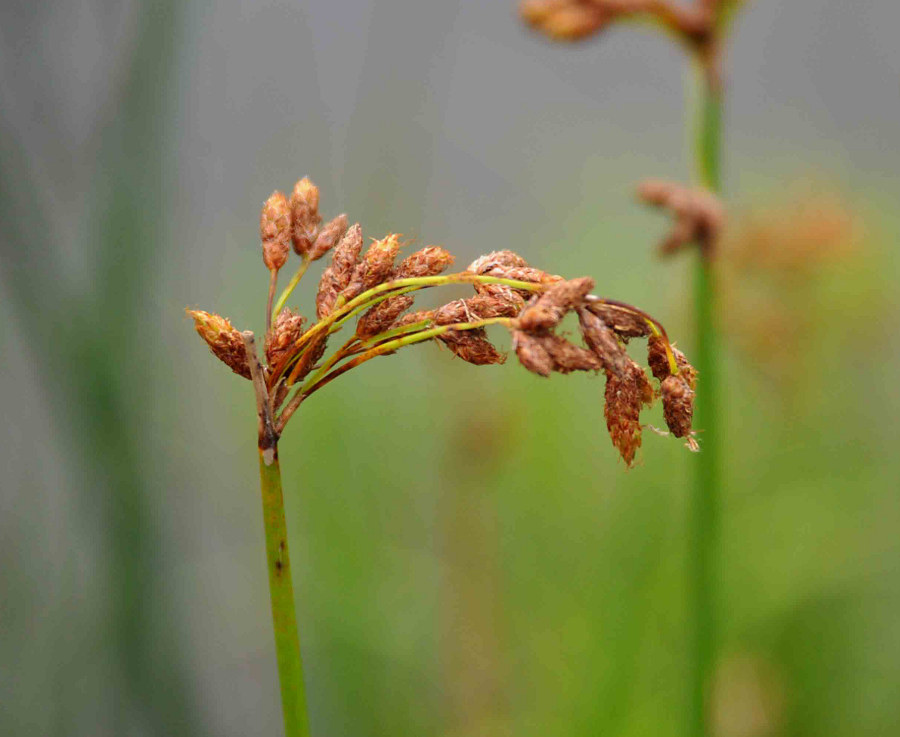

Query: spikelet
[341,234,401,301]
[265,308,306,369]
[439,329,506,365]
[309,214,349,261]
[518,277,594,331]
[187,309,250,379]
[260,191,291,272]
[316,223,363,318]
[577,307,629,377]
[290,177,321,257]
[604,359,654,466]
[356,295,415,339]
[396,246,455,278]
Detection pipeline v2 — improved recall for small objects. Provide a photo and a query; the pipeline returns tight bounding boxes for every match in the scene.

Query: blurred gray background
[2,1,899,736]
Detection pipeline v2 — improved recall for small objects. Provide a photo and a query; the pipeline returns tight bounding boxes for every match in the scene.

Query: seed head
[439,328,506,366]
[396,246,455,278]
[187,309,251,379]
[588,302,652,339]
[578,307,629,377]
[637,179,725,258]
[265,308,307,369]
[309,213,349,261]
[518,276,594,331]
[316,223,363,318]
[342,233,401,301]
[290,177,322,256]
[660,375,695,439]
[356,295,415,339]
[513,330,555,377]
[604,360,654,467]
[260,191,291,272]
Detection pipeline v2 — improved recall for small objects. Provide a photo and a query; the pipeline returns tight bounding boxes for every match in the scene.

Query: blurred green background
[2,1,899,736]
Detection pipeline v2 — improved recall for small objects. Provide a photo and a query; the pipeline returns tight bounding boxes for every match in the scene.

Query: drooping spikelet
[604,359,654,466]
[588,302,652,339]
[647,334,697,441]
[260,191,291,272]
[577,307,629,377]
[316,223,363,318]
[187,309,251,379]
[512,330,555,377]
[439,329,506,366]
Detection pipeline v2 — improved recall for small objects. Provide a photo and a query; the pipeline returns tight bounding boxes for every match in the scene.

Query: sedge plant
[519,1,745,735]
[188,177,701,736]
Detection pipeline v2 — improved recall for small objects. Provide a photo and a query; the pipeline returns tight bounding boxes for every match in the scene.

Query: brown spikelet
[316,223,363,318]
[518,276,594,331]
[356,295,415,339]
[187,309,251,379]
[647,334,697,388]
[439,329,506,366]
[290,177,321,257]
[660,375,695,439]
[604,360,654,467]
[513,330,555,377]
[396,246,455,278]
[578,307,629,377]
[434,294,522,325]
[588,302,652,339]
[467,250,530,275]
[539,334,603,373]
[309,213,349,262]
[394,310,435,329]
[637,179,725,258]
[260,191,291,272]
[342,234,401,301]
[522,1,612,41]
[265,308,307,369]
[474,282,527,311]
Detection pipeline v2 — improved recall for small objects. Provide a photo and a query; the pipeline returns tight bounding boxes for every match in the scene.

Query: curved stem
[689,58,722,737]
[257,448,310,737]
[273,257,311,318]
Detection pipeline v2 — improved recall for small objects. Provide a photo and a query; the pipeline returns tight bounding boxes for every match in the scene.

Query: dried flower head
[187,309,251,379]
[190,175,698,466]
[637,179,725,258]
[290,177,322,257]
[260,191,291,272]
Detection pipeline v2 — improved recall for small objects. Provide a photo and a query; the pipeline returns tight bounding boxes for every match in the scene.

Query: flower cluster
[188,177,698,466]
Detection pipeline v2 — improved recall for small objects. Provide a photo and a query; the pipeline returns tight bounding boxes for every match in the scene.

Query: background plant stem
[689,64,722,737]
[257,449,310,737]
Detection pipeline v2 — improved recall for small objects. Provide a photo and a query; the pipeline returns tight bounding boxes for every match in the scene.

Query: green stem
[257,448,310,737]
[273,258,311,318]
[689,60,722,737]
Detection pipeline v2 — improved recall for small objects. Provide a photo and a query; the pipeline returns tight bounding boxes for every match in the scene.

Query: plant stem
[273,257,311,318]
[257,448,310,737]
[689,60,722,737]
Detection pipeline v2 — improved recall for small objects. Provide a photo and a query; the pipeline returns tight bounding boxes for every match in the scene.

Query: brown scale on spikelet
[396,246,455,278]
[266,308,307,369]
[577,307,629,377]
[518,277,595,331]
[439,329,506,366]
[637,179,725,258]
[434,294,522,326]
[187,309,251,379]
[316,223,363,318]
[290,177,321,257]
[512,330,555,377]
[260,191,291,272]
[394,310,435,329]
[309,214,349,262]
[588,302,652,339]
[474,282,527,311]
[341,234,401,301]
[467,250,529,275]
[604,359,654,467]
[356,295,415,339]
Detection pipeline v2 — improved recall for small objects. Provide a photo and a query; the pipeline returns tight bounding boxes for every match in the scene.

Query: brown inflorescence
[190,175,699,465]
[290,177,321,257]
[266,308,307,369]
[260,191,292,272]
[637,179,725,258]
[187,309,251,379]
[316,223,363,318]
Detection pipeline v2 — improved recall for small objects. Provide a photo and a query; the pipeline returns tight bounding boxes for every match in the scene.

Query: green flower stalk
[188,176,699,737]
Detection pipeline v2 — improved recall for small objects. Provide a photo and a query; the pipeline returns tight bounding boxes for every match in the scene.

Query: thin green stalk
[273,258,311,318]
[689,62,722,737]
[257,449,310,737]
